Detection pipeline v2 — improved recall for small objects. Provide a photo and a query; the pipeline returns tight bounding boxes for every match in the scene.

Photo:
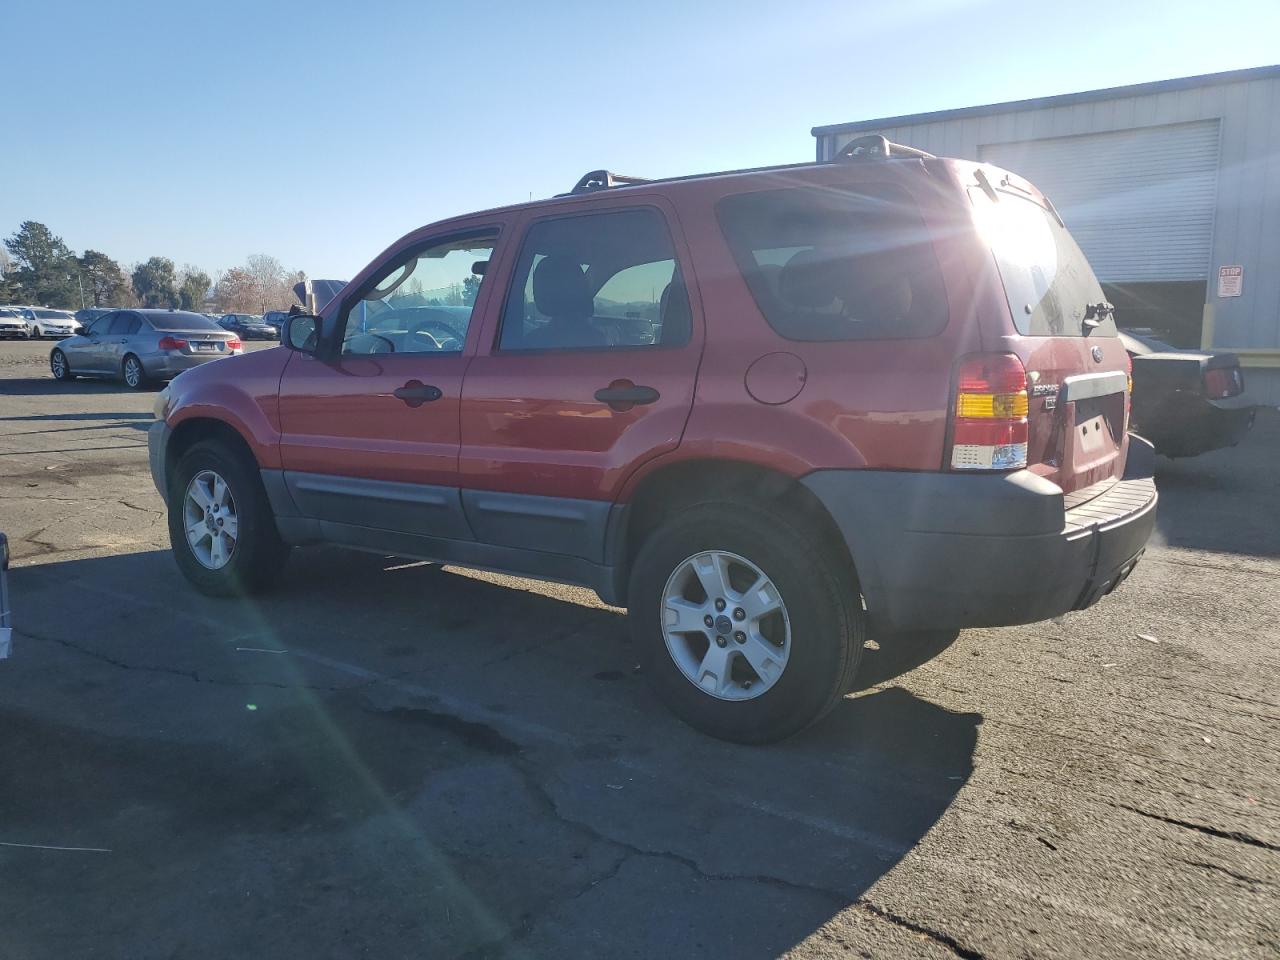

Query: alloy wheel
[50,351,67,379]
[183,469,239,570]
[661,550,792,701]
[124,357,142,388]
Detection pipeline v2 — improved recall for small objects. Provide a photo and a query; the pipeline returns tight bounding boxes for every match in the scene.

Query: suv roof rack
[832,135,934,162]
[563,169,650,196]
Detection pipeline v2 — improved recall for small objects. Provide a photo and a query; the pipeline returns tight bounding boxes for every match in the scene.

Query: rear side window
[969,189,1114,338]
[716,183,947,341]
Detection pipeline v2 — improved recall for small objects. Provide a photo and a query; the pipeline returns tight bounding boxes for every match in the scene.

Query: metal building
[812,65,1280,404]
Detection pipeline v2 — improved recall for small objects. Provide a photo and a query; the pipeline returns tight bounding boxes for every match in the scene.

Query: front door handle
[594,380,660,410]
[392,379,443,407]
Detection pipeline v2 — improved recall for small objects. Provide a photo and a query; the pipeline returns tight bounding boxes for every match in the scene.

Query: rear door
[458,201,702,562]
[276,227,504,542]
[969,180,1130,494]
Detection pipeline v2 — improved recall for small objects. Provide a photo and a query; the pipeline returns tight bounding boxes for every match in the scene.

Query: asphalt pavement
[0,338,1276,959]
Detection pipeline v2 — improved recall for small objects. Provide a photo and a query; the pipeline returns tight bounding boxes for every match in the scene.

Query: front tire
[167,439,290,596]
[50,349,75,381]
[628,501,863,744]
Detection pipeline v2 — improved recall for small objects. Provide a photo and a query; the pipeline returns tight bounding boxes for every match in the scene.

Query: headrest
[532,256,593,320]
[843,254,913,323]
[778,249,842,309]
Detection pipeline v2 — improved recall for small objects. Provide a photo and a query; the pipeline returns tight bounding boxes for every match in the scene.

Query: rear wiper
[1082,301,1114,334]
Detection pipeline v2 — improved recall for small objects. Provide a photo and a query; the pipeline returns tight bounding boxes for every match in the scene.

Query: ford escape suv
[150,136,1157,743]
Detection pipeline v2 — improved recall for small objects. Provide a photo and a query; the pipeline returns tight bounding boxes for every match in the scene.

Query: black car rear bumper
[1140,395,1256,458]
[802,438,1158,631]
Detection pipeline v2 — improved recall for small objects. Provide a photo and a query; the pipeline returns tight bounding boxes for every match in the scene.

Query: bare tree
[212,268,260,313]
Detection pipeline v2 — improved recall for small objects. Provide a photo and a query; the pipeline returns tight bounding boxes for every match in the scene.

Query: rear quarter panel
[621,161,992,491]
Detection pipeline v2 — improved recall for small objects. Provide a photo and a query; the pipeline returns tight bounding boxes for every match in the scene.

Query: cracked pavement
[0,339,1277,958]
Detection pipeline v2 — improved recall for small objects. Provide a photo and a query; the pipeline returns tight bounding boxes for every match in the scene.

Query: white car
[17,307,78,339]
[0,307,31,339]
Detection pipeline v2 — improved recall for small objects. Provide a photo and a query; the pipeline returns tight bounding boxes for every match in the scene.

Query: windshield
[970,188,1115,337]
[34,309,71,319]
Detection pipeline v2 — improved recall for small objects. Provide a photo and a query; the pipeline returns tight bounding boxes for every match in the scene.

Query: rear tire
[628,501,863,743]
[167,439,290,596]
[122,354,149,390]
[49,349,75,381]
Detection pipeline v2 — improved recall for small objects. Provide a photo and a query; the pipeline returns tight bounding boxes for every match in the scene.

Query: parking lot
[0,336,1277,958]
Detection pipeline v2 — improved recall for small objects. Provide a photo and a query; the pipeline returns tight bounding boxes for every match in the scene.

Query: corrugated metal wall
[979,121,1220,284]
[814,72,1280,402]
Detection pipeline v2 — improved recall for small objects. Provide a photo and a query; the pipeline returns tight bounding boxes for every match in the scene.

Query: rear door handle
[594,381,660,409]
[392,380,443,407]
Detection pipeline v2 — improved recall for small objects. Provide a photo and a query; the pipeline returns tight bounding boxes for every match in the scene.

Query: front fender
[164,350,288,468]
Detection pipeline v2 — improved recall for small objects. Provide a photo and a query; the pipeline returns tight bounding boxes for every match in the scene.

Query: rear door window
[499,208,691,351]
[969,188,1114,338]
[716,183,947,341]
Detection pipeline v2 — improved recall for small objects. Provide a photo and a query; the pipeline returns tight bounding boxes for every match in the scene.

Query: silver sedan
[49,308,245,389]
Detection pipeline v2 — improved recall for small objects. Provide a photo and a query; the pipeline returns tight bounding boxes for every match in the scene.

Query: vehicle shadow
[0,376,146,396]
[854,629,962,690]
[4,547,979,959]
[0,410,154,434]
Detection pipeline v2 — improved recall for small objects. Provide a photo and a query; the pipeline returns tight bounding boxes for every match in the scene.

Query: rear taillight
[1203,365,1242,399]
[226,338,242,350]
[157,336,188,351]
[949,353,1029,471]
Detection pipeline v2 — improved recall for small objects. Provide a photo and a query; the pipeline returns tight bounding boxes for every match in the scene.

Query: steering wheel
[407,318,464,351]
[344,332,397,354]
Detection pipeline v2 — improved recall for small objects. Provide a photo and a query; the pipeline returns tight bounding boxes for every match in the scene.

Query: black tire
[122,354,149,390]
[167,439,290,596]
[628,501,863,744]
[49,349,75,381]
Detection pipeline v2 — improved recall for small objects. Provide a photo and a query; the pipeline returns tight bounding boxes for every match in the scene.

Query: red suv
[150,137,1156,743]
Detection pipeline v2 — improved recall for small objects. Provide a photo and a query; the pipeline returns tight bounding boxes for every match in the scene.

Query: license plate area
[193,342,218,352]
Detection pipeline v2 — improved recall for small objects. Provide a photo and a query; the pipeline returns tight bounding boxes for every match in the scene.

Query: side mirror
[284,314,323,354]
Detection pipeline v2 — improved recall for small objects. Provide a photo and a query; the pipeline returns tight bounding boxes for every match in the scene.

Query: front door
[277,227,503,541]
[68,311,117,372]
[458,203,703,561]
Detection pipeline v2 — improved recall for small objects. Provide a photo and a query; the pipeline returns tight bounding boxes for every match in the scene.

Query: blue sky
[4,0,1278,282]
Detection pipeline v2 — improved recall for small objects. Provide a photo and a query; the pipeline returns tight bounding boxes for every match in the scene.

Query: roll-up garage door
[980,120,1220,283]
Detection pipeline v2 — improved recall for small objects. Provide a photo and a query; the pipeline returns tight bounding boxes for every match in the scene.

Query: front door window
[340,236,496,356]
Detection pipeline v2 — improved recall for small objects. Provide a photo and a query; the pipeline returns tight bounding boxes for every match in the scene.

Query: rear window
[148,312,223,332]
[969,188,1115,338]
[716,183,947,341]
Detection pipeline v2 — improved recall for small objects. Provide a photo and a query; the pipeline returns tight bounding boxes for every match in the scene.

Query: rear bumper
[802,438,1158,631]
[1141,396,1256,457]
[141,350,238,379]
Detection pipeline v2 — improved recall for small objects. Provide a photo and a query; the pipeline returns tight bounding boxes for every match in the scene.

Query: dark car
[1120,330,1256,457]
[219,314,279,340]
[74,307,114,329]
[262,311,290,331]
[149,139,1156,742]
